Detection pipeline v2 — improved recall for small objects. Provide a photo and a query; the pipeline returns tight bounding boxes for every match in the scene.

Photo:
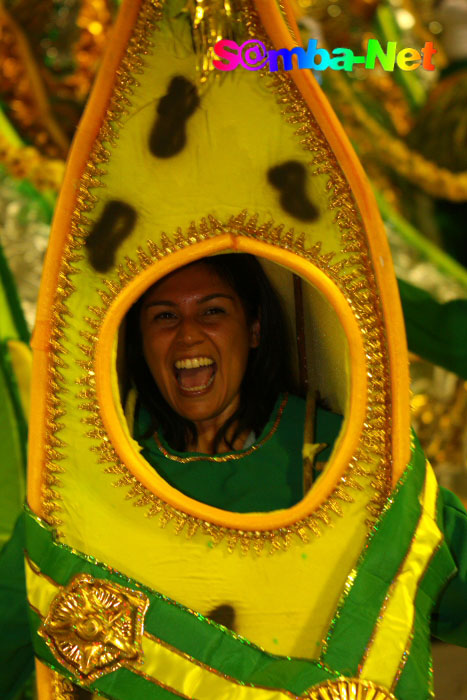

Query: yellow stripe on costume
[25,556,59,616]
[26,559,309,700]
[359,463,442,688]
[141,633,308,700]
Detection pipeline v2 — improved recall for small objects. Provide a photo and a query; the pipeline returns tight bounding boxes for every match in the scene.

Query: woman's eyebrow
[198,293,234,304]
[143,300,177,309]
[142,294,233,309]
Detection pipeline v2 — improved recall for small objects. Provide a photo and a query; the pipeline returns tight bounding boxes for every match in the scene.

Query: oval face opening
[113,251,352,517]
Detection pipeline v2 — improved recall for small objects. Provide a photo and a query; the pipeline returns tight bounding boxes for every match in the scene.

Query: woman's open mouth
[174,357,216,393]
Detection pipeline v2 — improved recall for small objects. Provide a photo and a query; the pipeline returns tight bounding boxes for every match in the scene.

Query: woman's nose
[176,316,203,345]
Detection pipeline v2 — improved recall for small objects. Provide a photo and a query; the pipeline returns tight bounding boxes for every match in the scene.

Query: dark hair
[125,253,293,452]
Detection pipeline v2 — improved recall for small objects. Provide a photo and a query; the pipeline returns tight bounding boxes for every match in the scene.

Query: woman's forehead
[142,261,236,305]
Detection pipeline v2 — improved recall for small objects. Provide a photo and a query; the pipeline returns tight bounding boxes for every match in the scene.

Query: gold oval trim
[82,228,383,553]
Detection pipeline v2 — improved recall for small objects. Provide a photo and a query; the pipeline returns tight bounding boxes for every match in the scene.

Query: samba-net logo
[213,39,436,73]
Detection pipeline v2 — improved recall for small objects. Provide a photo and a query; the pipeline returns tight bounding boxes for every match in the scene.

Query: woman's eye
[154,311,177,321]
[204,307,225,316]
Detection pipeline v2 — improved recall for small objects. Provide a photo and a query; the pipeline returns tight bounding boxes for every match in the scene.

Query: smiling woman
[122,253,331,513]
[137,255,264,454]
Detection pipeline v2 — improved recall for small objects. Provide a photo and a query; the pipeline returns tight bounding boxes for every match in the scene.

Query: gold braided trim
[152,394,288,462]
[43,0,393,552]
[40,0,162,529]
[0,132,65,191]
[328,69,467,202]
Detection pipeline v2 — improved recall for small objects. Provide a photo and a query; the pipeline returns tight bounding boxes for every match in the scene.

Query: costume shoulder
[431,486,467,646]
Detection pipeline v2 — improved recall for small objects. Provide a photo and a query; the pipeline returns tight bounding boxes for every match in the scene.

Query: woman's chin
[169,388,238,428]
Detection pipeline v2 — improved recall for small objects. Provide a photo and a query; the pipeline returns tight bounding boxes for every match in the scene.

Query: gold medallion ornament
[307,678,396,700]
[39,574,150,683]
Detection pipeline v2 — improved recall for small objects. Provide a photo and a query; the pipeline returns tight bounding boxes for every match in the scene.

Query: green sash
[25,438,454,699]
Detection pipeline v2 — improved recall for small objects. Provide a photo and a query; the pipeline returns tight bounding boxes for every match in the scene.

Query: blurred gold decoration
[40,574,149,683]
[296,3,415,135]
[3,0,55,40]
[48,0,114,103]
[324,69,467,201]
[184,0,243,84]
[294,0,465,200]
[407,68,467,173]
[0,133,65,191]
[400,0,447,68]
[0,4,69,157]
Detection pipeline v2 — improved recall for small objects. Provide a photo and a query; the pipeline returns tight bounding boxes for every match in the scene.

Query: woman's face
[139,261,260,430]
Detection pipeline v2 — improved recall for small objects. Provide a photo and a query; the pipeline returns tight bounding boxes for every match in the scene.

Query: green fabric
[24,507,338,697]
[322,438,428,674]
[2,425,466,699]
[0,445,465,699]
[398,278,467,380]
[394,486,467,699]
[431,488,467,646]
[0,243,29,345]
[135,394,343,513]
[314,408,343,462]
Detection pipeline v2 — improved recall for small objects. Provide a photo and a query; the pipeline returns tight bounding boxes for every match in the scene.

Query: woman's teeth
[174,357,214,369]
[174,357,216,392]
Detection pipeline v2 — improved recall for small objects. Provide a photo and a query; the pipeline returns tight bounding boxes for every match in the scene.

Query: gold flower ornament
[39,573,150,683]
[307,678,396,699]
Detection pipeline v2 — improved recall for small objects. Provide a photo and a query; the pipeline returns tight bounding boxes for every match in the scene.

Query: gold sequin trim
[130,667,191,699]
[153,394,288,463]
[356,464,442,692]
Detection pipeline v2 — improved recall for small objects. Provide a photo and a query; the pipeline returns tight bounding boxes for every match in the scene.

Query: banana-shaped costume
[26,1,465,698]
